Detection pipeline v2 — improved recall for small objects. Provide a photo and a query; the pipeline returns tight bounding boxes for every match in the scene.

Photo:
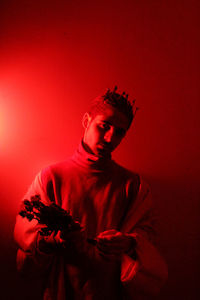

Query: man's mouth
[97,144,112,152]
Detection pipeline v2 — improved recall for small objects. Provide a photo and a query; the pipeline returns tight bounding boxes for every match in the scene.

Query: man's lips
[97,144,112,151]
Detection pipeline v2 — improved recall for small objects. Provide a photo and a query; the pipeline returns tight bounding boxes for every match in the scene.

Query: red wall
[0,0,199,299]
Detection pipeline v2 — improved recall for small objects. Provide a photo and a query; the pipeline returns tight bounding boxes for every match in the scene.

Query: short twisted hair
[88,87,138,129]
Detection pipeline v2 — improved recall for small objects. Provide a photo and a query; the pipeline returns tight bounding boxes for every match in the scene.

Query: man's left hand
[96,229,135,259]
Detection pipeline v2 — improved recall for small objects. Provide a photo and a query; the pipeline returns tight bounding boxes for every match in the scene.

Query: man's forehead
[93,106,129,129]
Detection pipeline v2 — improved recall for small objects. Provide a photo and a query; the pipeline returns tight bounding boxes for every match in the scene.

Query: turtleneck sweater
[71,140,112,170]
[14,141,168,300]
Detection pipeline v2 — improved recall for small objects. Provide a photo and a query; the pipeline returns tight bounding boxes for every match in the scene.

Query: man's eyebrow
[117,128,126,134]
[98,120,111,125]
[101,120,111,124]
[100,121,126,133]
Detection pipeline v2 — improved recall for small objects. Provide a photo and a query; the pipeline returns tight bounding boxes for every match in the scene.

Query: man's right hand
[37,226,86,255]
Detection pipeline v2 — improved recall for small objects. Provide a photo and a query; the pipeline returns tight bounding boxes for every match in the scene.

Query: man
[14,87,168,300]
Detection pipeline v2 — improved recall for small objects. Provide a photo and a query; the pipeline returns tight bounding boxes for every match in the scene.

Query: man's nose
[104,128,114,143]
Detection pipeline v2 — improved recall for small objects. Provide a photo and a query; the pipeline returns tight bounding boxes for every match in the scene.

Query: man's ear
[82,112,92,129]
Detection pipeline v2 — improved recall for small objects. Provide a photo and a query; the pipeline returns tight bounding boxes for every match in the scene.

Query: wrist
[124,234,137,258]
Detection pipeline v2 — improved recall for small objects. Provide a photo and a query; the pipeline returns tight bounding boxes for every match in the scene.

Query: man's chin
[96,148,112,157]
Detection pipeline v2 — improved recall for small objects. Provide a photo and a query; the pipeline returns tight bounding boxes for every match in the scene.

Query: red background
[0,0,199,299]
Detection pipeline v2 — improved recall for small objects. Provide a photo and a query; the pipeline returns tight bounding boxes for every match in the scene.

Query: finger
[98,247,124,256]
[98,231,122,239]
[98,235,122,242]
[97,245,127,255]
[97,241,127,254]
[97,243,113,254]
[97,235,124,245]
[97,238,134,254]
[97,229,118,238]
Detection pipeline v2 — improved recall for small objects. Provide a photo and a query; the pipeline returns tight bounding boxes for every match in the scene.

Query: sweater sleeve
[120,178,168,298]
[14,170,55,276]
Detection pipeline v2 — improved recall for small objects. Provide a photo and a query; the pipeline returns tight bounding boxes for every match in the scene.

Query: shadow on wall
[147,176,199,300]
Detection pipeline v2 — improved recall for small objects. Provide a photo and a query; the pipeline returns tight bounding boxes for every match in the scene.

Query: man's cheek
[94,130,102,142]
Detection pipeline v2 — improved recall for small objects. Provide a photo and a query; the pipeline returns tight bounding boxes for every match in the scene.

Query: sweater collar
[71,140,112,170]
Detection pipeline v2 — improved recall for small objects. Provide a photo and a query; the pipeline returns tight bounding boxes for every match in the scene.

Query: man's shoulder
[40,158,75,181]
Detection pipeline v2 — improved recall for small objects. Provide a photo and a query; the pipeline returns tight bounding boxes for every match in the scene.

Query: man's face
[83,105,130,157]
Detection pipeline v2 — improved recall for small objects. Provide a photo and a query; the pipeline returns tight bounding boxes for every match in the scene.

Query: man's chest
[59,173,130,235]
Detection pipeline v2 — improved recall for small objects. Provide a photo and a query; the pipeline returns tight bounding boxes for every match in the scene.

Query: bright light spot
[0,97,6,152]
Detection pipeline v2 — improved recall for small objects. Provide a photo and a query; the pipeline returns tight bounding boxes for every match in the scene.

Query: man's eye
[115,128,126,137]
[99,123,110,130]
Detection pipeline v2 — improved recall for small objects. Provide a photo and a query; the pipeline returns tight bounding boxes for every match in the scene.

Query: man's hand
[37,226,87,255]
[96,229,136,260]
